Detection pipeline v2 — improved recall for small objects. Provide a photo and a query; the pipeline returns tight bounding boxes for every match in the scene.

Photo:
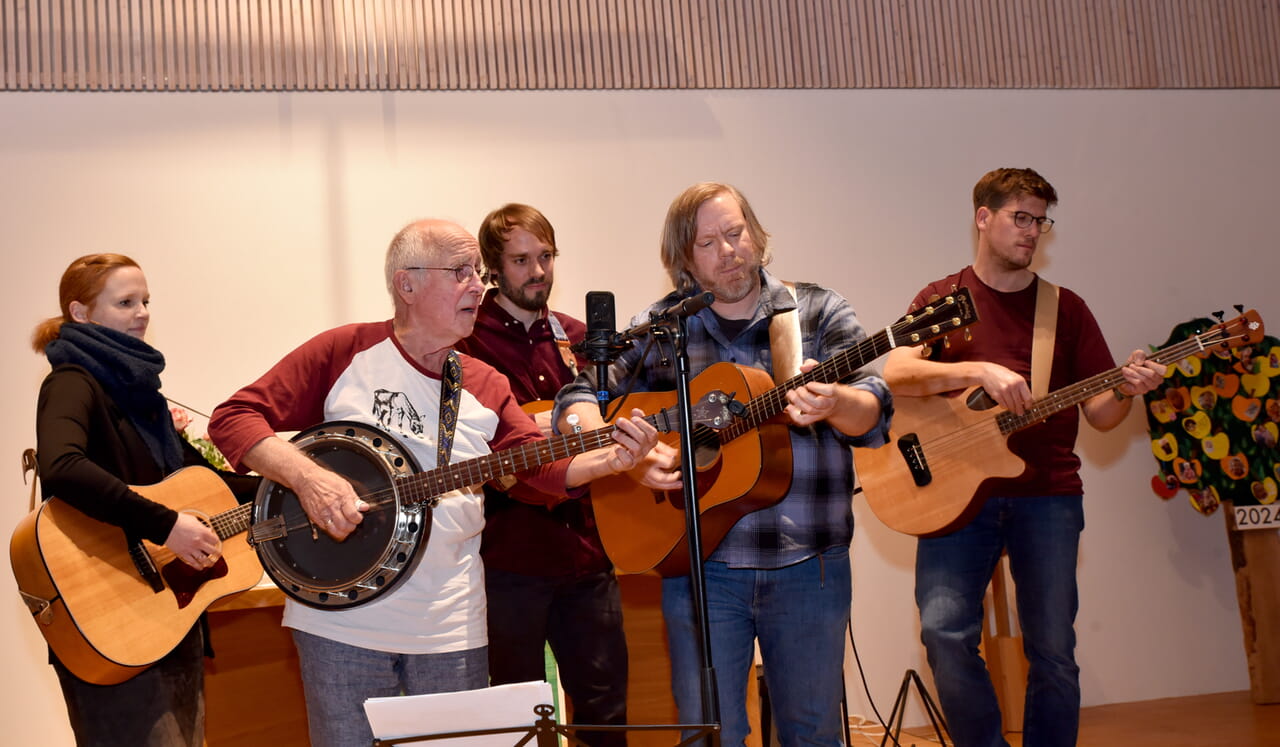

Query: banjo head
[252,421,429,610]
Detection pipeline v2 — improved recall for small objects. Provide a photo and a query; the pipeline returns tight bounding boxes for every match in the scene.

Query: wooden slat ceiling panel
[2,0,1277,91]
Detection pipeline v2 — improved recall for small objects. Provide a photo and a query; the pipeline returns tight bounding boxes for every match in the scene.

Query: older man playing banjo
[210,219,657,747]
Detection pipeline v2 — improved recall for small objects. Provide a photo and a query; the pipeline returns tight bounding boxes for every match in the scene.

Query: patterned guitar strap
[437,351,463,468]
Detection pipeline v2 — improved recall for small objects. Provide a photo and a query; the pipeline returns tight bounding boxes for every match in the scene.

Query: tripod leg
[908,670,951,747]
[878,670,914,747]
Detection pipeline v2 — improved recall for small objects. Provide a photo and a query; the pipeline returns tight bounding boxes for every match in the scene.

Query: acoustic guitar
[857,309,1265,537]
[584,289,978,576]
[9,466,260,685]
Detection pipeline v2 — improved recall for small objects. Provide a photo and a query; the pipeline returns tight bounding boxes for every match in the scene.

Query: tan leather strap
[1031,277,1059,399]
[22,448,39,511]
[769,282,803,385]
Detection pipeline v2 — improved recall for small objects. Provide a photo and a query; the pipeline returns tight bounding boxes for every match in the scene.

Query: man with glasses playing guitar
[555,182,893,747]
[879,168,1166,747]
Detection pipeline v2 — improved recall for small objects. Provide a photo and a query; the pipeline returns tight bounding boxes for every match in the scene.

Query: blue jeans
[486,567,628,747]
[915,495,1084,747]
[662,547,851,747]
[291,630,488,747]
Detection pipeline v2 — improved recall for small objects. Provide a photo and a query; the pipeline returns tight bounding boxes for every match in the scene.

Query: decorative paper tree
[1143,316,1279,515]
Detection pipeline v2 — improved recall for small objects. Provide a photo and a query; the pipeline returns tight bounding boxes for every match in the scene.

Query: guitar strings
[895,324,1250,473]
[264,412,655,534]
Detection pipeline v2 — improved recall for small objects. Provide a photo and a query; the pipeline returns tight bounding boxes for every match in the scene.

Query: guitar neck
[997,324,1235,435]
[719,289,976,439]
[396,410,671,508]
[210,502,254,541]
[722,328,894,439]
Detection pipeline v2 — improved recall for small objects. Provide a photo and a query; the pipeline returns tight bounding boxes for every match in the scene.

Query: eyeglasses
[403,264,483,283]
[1001,209,1055,233]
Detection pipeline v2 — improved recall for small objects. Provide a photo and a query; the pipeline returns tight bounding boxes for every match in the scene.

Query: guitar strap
[437,351,463,467]
[1031,276,1060,399]
[545,311,579,377]
[22,447,39,511]
[769,281,803,385]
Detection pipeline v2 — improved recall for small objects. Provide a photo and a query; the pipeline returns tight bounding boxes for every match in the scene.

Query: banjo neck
[399,391,734,508]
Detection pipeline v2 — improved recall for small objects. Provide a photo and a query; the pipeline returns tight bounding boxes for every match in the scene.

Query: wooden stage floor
[846,690,1280,747]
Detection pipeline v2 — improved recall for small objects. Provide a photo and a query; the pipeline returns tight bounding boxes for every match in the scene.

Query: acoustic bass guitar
[857,309,1265,537]
[584,288,978,576]
[9,466,260,685]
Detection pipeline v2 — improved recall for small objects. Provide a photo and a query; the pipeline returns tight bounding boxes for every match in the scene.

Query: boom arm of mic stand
[665,315,721,739]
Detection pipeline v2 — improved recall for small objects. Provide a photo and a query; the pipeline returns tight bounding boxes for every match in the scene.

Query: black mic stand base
[878,669,951,747]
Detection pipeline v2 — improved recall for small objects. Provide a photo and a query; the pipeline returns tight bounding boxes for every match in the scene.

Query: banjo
[248,390,735,609]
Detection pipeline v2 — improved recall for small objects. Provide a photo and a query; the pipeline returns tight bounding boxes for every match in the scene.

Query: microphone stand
[651,313,720,743]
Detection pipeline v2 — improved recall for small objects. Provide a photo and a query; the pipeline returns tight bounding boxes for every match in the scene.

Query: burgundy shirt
[909,266,1116,497]
[455,289,612,577]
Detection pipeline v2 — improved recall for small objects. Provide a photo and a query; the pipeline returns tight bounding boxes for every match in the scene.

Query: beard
[700,257,760,304]
[496,272,551,312]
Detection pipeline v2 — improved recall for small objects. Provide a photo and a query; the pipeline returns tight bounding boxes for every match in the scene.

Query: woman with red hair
[32,253,257,746]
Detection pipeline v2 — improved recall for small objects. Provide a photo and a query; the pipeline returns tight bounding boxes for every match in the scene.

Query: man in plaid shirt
[556,182,891,747]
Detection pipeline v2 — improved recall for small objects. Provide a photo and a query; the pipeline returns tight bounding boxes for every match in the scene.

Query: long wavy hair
[659,182,771,294]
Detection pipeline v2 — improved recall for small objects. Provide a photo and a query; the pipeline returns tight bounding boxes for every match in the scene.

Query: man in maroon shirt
[882,168,1166,747]
[456,204,627,747]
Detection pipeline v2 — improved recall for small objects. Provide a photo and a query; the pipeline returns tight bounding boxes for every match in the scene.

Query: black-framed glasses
[403,264,483,283]
[1001,209,1055,233]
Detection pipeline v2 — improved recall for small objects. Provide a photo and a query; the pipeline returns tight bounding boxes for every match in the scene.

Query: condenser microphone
[582,291,617,417]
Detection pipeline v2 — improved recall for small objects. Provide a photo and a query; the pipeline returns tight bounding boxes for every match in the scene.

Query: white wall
[2,88,1276,744]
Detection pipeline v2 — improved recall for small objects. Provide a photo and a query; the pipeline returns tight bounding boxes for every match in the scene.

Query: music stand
[370,702,720,747]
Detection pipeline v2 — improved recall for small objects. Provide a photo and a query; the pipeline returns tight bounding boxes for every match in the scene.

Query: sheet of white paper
[364,680,554,745]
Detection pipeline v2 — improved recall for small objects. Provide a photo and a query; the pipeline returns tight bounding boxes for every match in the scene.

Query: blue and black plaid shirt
[557,270,892,569]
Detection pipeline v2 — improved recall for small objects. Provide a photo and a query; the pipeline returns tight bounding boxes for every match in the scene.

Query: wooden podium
[205,586,308,746]
[1223,503,1280,703]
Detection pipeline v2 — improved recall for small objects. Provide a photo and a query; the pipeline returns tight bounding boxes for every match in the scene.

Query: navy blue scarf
[46,323,185,474]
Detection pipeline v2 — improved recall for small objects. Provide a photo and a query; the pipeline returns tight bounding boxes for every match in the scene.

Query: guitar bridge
[249,516,287,544]
[897,433,933,487]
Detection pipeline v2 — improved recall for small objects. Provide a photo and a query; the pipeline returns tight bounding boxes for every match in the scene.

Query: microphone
[579,291,618,417]
[653,291,715,321]
[619,291,717,340]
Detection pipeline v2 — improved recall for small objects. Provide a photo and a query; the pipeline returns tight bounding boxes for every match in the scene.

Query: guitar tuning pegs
[962,328,973,342]
[1211,310,1224,322]
[1234,304,1245,314]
